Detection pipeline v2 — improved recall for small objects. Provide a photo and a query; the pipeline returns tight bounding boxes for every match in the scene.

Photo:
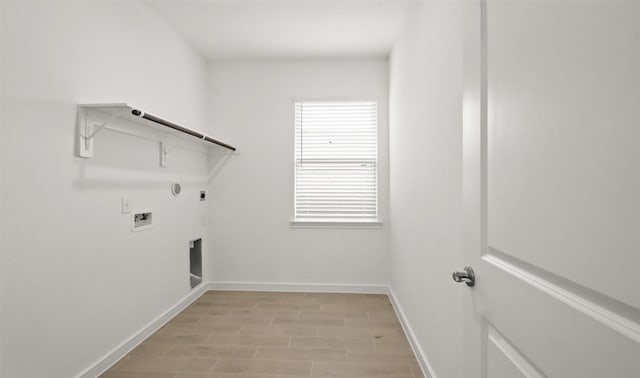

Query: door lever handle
[452,266,475,287]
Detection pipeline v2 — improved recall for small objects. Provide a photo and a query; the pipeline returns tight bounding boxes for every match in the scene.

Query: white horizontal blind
[295,101,378,221]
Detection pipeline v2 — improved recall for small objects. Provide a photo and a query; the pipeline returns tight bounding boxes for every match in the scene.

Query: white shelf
[77,103,236,166]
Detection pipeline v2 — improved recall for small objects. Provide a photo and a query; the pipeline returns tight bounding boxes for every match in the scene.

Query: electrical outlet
[121,196,131,214]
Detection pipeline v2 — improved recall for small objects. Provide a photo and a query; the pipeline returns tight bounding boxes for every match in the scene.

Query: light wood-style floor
[102,291,424,378]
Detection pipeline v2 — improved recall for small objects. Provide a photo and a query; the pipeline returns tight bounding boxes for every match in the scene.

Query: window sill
[290,220,383,229]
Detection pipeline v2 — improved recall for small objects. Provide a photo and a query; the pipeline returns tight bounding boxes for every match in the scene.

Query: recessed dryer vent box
[131,211,152,232]
[190,239,202,289]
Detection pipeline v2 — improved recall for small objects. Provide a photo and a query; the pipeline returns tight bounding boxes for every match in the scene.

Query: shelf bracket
[160,136,178,168]
[79,107,126,158]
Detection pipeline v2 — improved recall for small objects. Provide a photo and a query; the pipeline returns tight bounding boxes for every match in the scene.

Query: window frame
[290,99,383,229]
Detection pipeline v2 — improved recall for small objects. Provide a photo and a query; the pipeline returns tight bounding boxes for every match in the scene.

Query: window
[294,101,378,224]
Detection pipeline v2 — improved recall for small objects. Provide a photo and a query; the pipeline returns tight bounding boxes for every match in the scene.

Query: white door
[461,1,640,377]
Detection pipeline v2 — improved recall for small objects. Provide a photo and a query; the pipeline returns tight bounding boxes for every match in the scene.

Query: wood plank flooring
[101,291,424,378]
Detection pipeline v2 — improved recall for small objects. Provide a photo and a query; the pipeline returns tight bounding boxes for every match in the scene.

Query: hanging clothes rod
[131,109,236,151]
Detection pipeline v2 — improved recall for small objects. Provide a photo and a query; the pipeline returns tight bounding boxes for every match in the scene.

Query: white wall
[0,3,3,372]
[207,60,389,287]
[0,2,211,376]
[389,3,464,377]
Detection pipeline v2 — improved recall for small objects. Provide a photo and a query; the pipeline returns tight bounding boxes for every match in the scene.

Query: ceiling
[144,0,411,61]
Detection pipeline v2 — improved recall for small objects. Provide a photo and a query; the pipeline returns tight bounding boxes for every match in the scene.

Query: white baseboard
[388,287,437,378]
[206,281,389,294]
[77,284,207,378]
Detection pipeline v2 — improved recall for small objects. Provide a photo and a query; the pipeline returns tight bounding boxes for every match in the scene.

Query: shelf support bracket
[160,136,168,168]
[79,107,126,158]
[160,136,179,168]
